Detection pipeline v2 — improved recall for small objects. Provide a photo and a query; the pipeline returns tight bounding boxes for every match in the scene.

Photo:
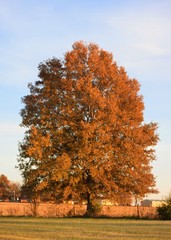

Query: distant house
[140,199,164,207]
[96,199,118,206]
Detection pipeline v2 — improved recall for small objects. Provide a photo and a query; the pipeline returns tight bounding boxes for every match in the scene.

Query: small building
[97,199,118,206]
[140,199,164,207]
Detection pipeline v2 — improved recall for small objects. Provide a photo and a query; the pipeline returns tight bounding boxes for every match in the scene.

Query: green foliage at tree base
[157,191,171,220]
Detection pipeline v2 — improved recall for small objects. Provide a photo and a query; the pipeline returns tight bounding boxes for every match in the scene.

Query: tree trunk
[85,192,93,217]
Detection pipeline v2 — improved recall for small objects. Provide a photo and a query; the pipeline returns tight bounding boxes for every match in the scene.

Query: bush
[157,191,171,220]
[84,201,102,217]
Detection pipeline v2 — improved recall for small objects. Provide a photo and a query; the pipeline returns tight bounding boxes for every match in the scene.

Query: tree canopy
[18,41,159,215]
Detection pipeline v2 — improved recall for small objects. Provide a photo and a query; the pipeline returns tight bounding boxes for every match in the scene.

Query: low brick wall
[0,202,157,219]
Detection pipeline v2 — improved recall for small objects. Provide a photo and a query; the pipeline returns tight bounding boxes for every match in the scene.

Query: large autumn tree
[18,41,158,215]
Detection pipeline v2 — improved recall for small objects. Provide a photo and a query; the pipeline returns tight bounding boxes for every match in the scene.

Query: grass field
[0,217,171,240]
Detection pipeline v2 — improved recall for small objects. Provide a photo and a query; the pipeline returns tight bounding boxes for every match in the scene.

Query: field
[0,217,171,240]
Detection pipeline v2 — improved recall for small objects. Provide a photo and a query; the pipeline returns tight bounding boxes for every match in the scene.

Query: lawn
[0,217,171,240]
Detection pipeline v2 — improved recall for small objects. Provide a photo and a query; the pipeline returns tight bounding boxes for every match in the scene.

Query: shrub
[84,200,102,217]
[157,191,171,220]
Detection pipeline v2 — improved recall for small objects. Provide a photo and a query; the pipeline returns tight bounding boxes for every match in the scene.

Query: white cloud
[105,2,171,61]
[0,0,170,87]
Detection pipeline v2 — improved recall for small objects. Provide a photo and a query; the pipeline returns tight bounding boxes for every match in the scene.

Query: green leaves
[157,191,171,220]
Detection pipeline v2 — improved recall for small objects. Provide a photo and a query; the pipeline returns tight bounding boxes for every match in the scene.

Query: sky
[0,0,170,200]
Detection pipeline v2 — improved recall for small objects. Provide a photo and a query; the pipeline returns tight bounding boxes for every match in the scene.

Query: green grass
[0,217,171,240]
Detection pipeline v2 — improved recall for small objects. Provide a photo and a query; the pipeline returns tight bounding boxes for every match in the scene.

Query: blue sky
[0,0,170,199]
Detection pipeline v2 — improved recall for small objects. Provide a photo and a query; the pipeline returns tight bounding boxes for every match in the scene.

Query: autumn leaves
[18,42,158,214]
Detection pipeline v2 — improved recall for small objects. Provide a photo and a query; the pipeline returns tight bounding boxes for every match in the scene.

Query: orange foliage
[18,41,159,214]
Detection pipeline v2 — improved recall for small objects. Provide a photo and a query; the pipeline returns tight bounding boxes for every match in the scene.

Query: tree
[0,174,21,201]
[0,174,10,200]
[18,41,159,215]
[157,191,171,220]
